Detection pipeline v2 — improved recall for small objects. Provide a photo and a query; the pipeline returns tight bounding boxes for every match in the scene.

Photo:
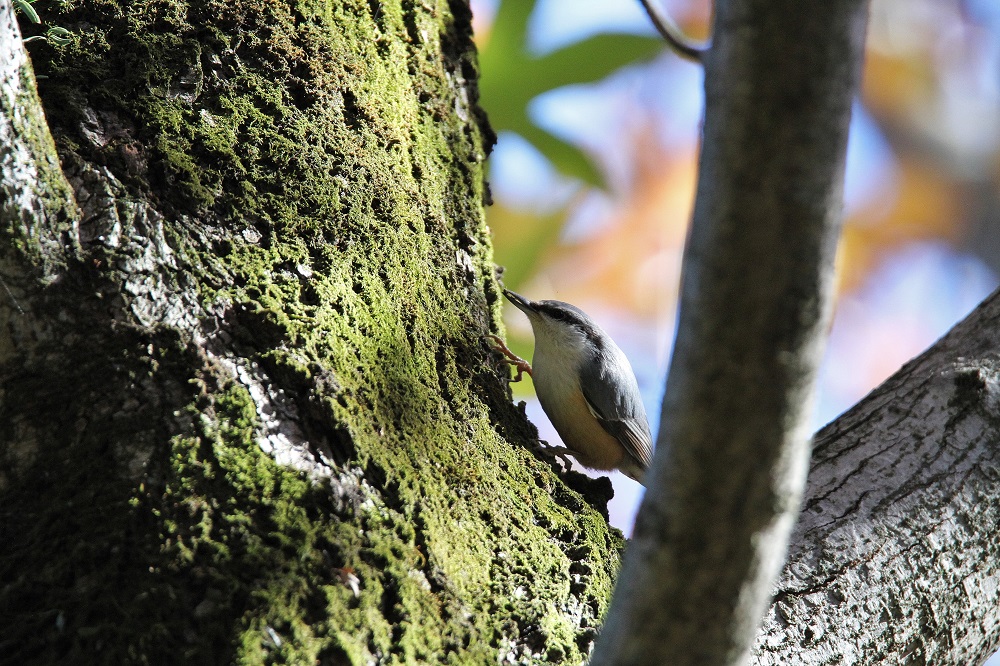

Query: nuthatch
[488,289,653,485]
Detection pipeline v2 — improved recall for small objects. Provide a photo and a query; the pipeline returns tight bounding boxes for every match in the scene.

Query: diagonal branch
[753,288,1000,664]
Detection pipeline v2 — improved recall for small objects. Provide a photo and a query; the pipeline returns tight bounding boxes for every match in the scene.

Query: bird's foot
[530,440,576,475]
[485,334,533,382]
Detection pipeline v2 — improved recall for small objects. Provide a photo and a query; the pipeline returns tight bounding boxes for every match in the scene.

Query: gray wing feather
[579,348,654,469]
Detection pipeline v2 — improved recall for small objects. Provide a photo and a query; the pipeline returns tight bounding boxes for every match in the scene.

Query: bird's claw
[530,440,576,475]
[485,334,533,382]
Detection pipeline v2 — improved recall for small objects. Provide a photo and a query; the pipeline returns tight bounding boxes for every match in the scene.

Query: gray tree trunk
[593,0,869,663]
[0,1,623,663]
[753,288,1000,664]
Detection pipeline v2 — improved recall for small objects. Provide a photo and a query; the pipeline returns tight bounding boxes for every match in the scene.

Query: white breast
[529,319,625,470]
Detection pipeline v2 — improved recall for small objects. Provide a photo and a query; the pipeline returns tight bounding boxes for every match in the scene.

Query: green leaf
[14,0,41,24]
[477,0,664,188]
[46,26,74,46]
[490,202,570,289]
[518,123,603,188]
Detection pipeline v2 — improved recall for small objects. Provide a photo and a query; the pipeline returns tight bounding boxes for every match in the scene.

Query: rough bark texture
[592,0,869,664]
[0,1,623,663]
[753,288,1000,664]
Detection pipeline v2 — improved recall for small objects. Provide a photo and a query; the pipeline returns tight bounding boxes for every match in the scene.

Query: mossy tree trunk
[10,0,1000,663]
[0,1,622,663]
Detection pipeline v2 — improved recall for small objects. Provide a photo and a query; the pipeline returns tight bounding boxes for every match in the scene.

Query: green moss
[2,0,626,663]
[1,56,78,274]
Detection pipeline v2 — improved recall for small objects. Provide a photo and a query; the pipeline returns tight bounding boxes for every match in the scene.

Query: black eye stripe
[535,300,607,350]
[537,304,572,322]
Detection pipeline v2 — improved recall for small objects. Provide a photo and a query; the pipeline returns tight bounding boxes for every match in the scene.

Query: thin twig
[0,276,24,314]
[638,0,709,62]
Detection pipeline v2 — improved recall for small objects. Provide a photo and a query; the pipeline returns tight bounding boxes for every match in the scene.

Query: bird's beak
[502,289,537,315]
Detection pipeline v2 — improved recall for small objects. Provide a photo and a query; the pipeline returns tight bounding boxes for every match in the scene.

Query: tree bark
[753,287,1000,664]
[0,1,623,663]
[593,0,869,664]
[10,0,1000,663]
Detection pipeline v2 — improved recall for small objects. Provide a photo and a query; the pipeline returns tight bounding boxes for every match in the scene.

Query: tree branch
[753,288,1000,663]
[593,0,870,663]
[637,0,708,62]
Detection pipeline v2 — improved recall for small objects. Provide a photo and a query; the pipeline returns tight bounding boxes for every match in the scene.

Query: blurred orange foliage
[534,125,696,317]
[484,0,998,341]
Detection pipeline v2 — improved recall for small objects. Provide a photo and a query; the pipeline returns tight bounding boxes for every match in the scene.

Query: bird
[487,289,653,485]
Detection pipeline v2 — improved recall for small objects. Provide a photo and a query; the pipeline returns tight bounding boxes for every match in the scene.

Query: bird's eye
[542,306,569,322]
